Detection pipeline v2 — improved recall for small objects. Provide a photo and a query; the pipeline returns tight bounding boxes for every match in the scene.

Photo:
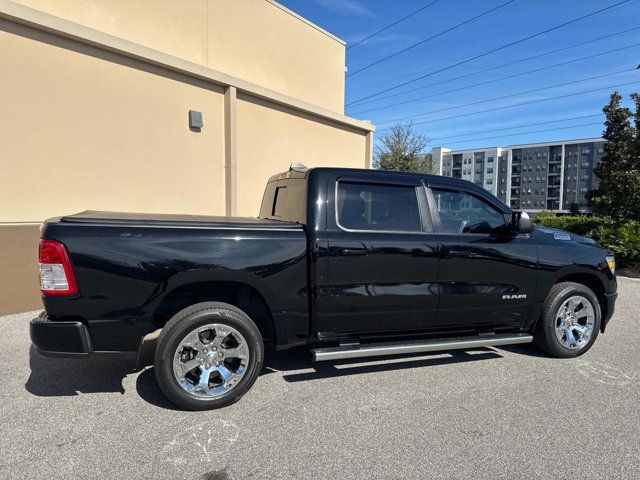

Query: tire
[154,302,264,410]
[534,282,601,358]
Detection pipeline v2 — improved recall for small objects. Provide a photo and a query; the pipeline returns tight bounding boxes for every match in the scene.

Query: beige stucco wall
[0,225,41,315]
[0,3,371,314]
[235,93,368,217]
[0,20,227,222]
[207,0,346,113]
[11,0,346,112]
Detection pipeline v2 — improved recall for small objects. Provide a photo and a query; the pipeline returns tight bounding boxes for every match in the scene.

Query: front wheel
[534,282,601,358]
[154,302,264,410]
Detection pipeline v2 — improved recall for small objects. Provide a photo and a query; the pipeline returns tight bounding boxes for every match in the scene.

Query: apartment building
[432,146,510,202]
[432,138,605,212]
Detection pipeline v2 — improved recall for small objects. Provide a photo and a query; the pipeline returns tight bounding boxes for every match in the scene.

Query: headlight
[606,255,615,275]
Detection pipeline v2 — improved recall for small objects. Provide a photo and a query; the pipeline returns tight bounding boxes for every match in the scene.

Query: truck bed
[40,210,309,353]
[60,210,302,229]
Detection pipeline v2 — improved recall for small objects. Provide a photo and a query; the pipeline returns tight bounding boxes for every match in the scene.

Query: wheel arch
[150,281,276,346]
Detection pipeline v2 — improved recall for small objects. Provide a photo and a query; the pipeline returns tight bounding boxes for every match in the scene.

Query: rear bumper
[30,312,136,360]
[602,291,618,332]
[30,312,91,357]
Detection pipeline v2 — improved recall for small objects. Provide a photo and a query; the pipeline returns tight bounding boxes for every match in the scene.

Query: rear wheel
[534,282,601,358]
[154,302,263,410]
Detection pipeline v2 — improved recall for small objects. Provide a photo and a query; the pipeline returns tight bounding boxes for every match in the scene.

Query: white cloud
[307,0,375,18]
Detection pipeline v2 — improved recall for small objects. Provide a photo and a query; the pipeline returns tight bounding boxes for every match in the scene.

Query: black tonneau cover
[60,211,302,229]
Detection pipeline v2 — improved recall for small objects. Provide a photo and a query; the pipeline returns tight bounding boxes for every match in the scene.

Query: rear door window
[337,182,423,232]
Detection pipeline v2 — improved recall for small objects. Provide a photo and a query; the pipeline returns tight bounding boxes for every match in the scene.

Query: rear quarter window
[260,179,307,224]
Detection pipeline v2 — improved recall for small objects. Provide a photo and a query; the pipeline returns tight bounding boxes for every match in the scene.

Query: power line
[346,0,517,77]
[376,80,640,130]
[437,122,604,146]
[349,25,640,96]
[347,1,440,50]
[377,67,636,125]
[430,113,604,142]
[347,0,631,106]
[350,43,640,115]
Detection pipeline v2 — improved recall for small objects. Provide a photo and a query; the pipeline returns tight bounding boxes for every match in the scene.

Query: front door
[429,186,538,331]
[317,173,439,337]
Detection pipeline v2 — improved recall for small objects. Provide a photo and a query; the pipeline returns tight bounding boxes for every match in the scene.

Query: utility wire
[430,113,604,142]
[351,43,640,115]
[438,122,605,146]
[347,0,631,106]
[349,25,640,96]
[376,80,640,130]
[378,67,636,125]
[346,0,517,77]
[347,1,440,50]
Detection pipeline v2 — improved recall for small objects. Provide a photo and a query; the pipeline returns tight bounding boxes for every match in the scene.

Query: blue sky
[278,0,640,151]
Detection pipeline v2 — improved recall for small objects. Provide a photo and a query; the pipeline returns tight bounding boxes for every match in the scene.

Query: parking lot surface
[1,277,639,479]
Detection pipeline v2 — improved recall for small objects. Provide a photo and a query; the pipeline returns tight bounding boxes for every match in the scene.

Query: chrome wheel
[554,295,595,350]
[172,323,250,398]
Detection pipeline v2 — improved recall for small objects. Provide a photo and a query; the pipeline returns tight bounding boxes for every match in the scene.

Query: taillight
[39,240,78,296]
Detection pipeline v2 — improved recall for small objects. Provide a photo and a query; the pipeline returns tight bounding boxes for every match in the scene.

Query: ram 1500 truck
[31,166,618,410]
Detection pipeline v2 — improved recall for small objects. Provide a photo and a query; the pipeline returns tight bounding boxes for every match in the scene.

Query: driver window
[432,189,505,234]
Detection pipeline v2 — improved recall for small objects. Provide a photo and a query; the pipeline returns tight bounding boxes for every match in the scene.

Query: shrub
[532,213,640,268]
[590,221,640,268]
[531,213,607,236]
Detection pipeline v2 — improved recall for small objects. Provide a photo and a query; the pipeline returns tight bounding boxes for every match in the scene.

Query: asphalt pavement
[1,277,639,479]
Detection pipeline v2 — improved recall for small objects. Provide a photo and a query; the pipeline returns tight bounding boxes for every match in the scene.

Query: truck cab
[261,167,615,348]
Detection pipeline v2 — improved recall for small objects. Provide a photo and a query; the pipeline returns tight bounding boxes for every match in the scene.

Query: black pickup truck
[31,166,618,409]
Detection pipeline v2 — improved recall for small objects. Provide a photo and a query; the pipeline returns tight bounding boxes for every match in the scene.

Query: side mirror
[511,211,534,234]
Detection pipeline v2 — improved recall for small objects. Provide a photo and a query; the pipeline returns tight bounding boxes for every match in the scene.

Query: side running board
[311,333,533,362]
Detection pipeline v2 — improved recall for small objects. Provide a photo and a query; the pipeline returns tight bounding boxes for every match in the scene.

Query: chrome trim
[312,334,533,361]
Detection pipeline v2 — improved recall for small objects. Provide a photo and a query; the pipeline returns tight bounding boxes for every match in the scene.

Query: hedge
[532,211,640,269]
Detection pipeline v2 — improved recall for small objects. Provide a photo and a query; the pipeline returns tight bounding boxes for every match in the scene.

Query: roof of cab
[267,167,511,212]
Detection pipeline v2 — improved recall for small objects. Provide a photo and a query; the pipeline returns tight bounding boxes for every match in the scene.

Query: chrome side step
[311,333,533,362]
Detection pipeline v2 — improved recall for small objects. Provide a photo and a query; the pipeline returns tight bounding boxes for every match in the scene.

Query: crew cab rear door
[427,181,538,331]
[317,172,439,337]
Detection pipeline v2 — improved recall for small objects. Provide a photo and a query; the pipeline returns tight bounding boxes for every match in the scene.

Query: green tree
[586,92,640,221]
[374,122,433,173]
[632,92,640,156]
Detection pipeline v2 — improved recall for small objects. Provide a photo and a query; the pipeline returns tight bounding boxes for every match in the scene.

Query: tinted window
[337,182,422,232]
[266,179,307,223]
[432,189,505,234]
